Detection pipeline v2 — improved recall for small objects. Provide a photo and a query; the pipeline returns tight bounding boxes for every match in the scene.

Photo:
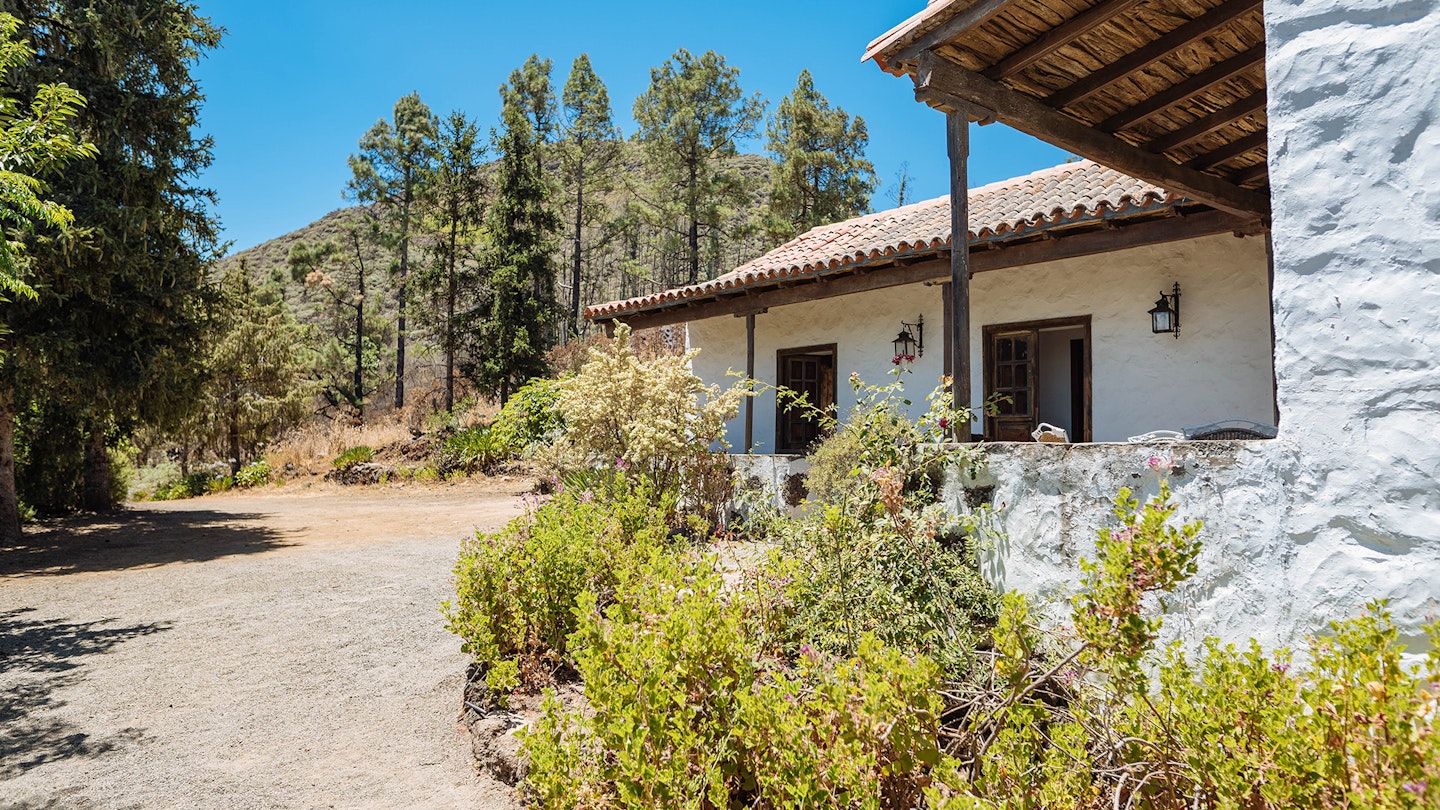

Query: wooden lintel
[1230,160,1270,187]
[594,210,1256,331]
[1098,43,1265,133]
[986,0,1148,81]
[1185,130,1267,171]
[1045,0,1262,110]
[914,52,1270,218]
[1146,91,1266,154]
[895,0,1013,63]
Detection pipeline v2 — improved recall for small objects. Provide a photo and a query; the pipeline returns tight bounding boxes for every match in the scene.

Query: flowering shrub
[549,323,744,495]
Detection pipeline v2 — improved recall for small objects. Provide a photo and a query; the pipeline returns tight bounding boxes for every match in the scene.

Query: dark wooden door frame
[982,316,1092,442]
[775,343,838,454]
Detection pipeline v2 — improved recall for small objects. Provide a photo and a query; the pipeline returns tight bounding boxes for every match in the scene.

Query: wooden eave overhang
[590,203,1256,332]
[865,0,1271,220]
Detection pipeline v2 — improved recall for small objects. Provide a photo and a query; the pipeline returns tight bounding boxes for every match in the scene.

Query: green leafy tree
[500,54,557,173]
[347,92,437,410]
[632,48,765,286]
[559,53,619,339]
[0,11,93,540]
[471,95,559,404]
[416,110,486,412]
[764,69,876,244]
[1,0,222,520]
[190,262,313,475]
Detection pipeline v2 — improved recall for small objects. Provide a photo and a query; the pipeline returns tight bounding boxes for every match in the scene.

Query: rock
[469,716,526,786]
[322,462,397,486]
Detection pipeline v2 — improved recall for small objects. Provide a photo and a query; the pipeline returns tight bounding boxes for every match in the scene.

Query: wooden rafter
[1230,161,1270,187]
[914,51,1269,217]
[1045,0,1262,110]
[1098,43,1265,133]
[894,0,1013,63]
[1185,130,1267,171]
[1145,91,1266,154]
[985,0,1149,81]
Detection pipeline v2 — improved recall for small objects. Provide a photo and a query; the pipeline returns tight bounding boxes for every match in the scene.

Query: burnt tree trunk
[0,387,21,544]
[81,425,112,512]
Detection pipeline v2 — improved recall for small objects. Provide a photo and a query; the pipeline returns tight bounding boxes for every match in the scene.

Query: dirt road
[0,481,526,810]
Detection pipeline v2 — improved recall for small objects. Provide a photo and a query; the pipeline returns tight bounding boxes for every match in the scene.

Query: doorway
[983,317,1091,442]
[776,344,837,453]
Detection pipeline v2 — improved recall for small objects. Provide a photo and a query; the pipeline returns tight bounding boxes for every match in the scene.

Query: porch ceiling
[865,0,1270,219]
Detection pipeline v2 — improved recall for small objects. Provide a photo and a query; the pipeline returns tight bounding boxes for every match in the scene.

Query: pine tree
[416,110,486,412]
[1,0,222,517]
[500,54,557,174]
[764,70,876,244]
[471,98,559,404]
[633,49,765,286]
[191,262,313,475]
[347,92,437,410]
[288,226,386,419]
[559,53,619,338]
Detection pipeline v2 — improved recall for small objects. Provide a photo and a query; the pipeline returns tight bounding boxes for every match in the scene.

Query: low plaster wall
[948,439,1438,654]
[729,453,810,515]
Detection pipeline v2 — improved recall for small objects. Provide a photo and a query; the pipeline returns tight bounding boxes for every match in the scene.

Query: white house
[588,0,1440,653]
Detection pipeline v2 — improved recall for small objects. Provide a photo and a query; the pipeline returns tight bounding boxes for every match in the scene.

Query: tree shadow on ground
[0,507,294,578]
[0,609,165,781]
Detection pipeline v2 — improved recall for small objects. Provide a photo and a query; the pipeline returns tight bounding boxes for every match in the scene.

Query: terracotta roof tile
[586,159,1177,321]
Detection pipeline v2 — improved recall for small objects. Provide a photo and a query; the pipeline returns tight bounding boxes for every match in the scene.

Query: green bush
[439,424,511,476]
[234,460,271,488]
[444,473,678,692]
[491,377,564,453]
[331,445,373,469]
[523,552,946,809]
[150,472,213,501]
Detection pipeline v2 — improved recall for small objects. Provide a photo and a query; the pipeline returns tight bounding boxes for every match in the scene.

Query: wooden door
[777,348,836,452]
[985,328,1038,441]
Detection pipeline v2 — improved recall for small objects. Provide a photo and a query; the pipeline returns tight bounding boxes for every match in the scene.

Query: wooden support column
[947,111,973,441]
[744,312,756,453]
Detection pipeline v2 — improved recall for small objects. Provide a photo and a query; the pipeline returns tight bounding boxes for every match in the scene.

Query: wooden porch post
[744,312,756,453]
[947,111,973,441]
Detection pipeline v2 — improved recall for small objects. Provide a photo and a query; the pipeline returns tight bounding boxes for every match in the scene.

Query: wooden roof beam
[1144,90,1266,153]
[1230,161,1270,187]
[1099,44,1264,132]
[986,0,1149,81]
[1045,0,1262,110]
[894,0,1014,63]
[1184,130,1267,171]
[914,51,1270,218]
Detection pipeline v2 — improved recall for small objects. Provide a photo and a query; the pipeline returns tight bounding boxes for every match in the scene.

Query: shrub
[439,424,511,475]
[444,473,677,692]
[150,472,213,501]
[234,460,271,488]
[523,552,947,809]
[550,323,743,495]
[331,445,373,469]
[491,377,564,454]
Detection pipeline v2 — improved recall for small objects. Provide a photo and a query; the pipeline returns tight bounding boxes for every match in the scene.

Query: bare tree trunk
[81,425,112,512]
[446,218,458,412]
[571,162,585,338]
[0,387,21,544]
[228,396,241,476]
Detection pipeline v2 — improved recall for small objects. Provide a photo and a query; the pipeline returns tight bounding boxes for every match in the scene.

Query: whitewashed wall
[688,230,1273,449]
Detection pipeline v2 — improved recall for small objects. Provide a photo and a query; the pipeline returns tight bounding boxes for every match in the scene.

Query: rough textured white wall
[688,283,947,454]
[969,232,1274,441]
[1252,0,1440,648]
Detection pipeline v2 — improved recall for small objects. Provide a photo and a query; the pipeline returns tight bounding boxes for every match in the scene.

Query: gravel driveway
[0,481,525,809]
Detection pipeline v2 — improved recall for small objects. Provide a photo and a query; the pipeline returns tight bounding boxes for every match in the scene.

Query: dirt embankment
[0,479,526,810]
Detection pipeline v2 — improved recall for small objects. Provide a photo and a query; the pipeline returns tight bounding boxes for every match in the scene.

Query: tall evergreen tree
[500,54,557,174]
[764,70,876,244]
[288,226,385,419]
[471,97,559,404]
[417,110,486,412]
[1,0,222,517]
[633,49,765,286]
[347,92,436,411]
[559,53,619,338]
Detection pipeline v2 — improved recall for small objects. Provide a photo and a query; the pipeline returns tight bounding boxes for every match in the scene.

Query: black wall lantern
[892,315,924,362]
[1149,283,1181,338]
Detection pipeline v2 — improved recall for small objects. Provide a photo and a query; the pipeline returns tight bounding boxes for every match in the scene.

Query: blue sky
[193,0,1071,255]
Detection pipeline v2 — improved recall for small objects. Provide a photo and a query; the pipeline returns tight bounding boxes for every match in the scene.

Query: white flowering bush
[551,323,744,496]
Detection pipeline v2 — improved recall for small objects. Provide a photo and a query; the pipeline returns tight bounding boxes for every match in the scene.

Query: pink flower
[939,417,950,429]
[614,457,629,470]
[1146,455,1170,472]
